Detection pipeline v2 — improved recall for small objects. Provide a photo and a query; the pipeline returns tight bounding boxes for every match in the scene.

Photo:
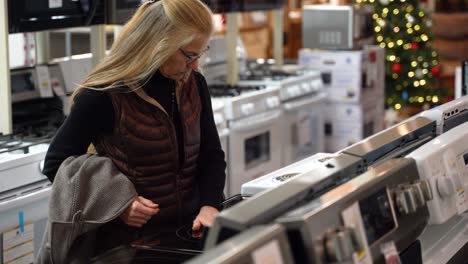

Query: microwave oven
[8,0,106,33]
[303,4,374,50]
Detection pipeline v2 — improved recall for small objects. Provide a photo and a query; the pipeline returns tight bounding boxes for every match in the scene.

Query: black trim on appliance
[8,0,106,33]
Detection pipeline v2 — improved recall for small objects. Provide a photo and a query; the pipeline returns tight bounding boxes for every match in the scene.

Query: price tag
[341,202,373,264]
[252,240,284,264]
[298,114,312,147]
[3,222,35,263]
[36,65,53,98]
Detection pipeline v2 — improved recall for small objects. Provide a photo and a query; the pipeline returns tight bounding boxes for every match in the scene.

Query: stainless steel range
[419,95,468,135]
[276,158,430,263]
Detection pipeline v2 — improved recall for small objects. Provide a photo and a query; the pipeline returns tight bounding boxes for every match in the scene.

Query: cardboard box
[299,46,385,103]
[324,99,385,152]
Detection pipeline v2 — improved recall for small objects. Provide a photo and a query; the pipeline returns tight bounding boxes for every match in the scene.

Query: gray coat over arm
[37,154,137,264]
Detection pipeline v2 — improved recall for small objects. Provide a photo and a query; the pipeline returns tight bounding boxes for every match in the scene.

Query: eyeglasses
[179,46,210,65]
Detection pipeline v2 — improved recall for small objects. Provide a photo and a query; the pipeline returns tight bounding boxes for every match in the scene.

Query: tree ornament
[410,42,419,50]
[392,63,402,73]
[431,66,440,76]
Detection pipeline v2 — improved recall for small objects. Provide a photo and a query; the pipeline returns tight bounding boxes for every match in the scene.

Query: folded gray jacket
[37,154,137,264]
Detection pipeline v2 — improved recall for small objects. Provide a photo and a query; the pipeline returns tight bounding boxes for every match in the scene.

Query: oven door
[106,0,143,25]
[217,128,229,196]
[8,0,105,33]
[282,92,326,166]
[227,109,282,196]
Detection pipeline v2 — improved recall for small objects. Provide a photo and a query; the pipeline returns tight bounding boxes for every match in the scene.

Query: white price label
[3,223,35,263]
[298,112,312,147]
[36,65,53,98]
[252,240,284,264]
[341,202,373,264]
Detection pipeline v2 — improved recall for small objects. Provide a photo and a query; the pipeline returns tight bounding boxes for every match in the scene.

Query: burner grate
[208,84,266,97]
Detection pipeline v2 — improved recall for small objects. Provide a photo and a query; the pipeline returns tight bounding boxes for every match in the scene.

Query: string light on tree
[362,0,442,111]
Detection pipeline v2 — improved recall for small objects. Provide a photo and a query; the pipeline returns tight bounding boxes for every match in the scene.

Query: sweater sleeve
[42,89,114,182]
[195,72,227,209]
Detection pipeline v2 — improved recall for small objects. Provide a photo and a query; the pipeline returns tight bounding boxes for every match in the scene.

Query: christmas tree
[359,0,442,112]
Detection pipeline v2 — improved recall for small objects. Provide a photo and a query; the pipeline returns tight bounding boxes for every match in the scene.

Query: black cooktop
[90,196,244,264]
[208,84,266,97]
[91,224,206,264]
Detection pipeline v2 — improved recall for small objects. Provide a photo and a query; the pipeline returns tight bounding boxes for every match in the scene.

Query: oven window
[11,73,35,93]
[245,132,270,169]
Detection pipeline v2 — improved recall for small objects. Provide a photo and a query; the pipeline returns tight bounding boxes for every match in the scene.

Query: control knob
[413,180,433,202]
[436,177,456,198]
[395,187,417,214]
[265,97,280,108]
[240,103,255,116]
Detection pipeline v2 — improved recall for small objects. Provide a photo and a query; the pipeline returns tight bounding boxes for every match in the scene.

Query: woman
[42,0,226,253]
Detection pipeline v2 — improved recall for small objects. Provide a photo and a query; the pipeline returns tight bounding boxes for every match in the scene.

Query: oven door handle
[229,109,282,132]
[283,92,327,112]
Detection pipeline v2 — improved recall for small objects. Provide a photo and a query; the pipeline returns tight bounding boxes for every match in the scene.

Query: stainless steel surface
[188,224,294,264]
[302,5,374,50]
[342,116,436,167]
[276,158,429,263]
[419,95,468,134]
[205,153,363,249]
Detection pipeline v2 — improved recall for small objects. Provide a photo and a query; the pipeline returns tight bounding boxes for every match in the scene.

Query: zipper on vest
[171,82,184,225]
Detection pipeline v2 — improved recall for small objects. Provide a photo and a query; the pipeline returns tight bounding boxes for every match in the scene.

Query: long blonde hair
[72,0,214,98]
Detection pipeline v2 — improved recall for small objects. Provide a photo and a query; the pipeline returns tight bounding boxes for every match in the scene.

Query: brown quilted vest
[95,73,201,226]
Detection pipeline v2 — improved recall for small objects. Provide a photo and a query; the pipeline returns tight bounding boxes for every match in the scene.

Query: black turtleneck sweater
[43,71,226,209]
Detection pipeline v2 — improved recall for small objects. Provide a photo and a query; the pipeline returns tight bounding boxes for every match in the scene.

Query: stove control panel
[407,121,468,224]
[393,181,432,215]
[276,158,429,263]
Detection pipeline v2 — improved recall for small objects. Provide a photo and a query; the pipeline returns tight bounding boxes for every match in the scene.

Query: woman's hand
[120,196,159,227]
[192,206,219,231]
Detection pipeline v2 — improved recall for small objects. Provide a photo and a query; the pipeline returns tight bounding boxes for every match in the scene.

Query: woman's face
[160,35,210,81]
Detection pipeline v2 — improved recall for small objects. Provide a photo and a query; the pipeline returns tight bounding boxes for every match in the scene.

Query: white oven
[227,109,283,197]
[211,98,230,196]
[282,91,326,166]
